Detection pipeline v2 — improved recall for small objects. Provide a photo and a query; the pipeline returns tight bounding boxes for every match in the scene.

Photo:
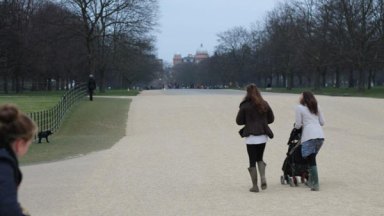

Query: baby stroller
[280,127,309,186]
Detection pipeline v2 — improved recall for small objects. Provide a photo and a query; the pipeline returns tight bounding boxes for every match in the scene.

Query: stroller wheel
[288,177,295,187]
[280,175,286,185]
[300,176,306,184]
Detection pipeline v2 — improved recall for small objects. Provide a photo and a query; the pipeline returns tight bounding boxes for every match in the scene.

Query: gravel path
[20,89,384,215]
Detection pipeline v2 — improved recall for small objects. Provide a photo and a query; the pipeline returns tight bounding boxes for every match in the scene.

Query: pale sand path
[19,89,384,215]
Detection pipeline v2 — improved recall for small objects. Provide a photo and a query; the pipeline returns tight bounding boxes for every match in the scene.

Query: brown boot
[248,167,259,192]
[257,161,267,190]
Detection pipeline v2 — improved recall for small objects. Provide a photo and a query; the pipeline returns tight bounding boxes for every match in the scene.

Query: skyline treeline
[0,0,160,93]
[172,0,384,91]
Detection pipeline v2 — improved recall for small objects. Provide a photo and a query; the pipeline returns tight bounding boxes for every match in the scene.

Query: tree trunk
[60,77,65,90]
[47,78,52,91]
[55,76,60,91]
[368,69,374,89]
[298,73,303,86]
[3,72,9,94]
[314,66,321,90]
[15,74,20,93]
[99,68,105,93]
[21,76,24,92]
[287,69,293,90]
[372,70,376,86]
[335,66,341,88]
[357,66,365,92]
[31,78,36,91]
[321,67,327,88]
[85,35,94,77]
[348,69,354,88]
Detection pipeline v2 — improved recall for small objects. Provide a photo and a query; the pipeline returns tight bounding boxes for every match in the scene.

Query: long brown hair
[243,84,268,113]
[300,91,318,115]
[0,104,37,148]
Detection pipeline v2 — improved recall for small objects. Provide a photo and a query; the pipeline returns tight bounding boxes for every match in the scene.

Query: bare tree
[216,26,252,86]
[0,0,39,93]
[65,0,159,91]
[339,0,380,91]
[264,3,300,89]
[201,0,384,90]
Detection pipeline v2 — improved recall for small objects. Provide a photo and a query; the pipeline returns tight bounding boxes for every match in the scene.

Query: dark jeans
[89,89,94,101]
[306,153,317,166]
[246,143,266,167]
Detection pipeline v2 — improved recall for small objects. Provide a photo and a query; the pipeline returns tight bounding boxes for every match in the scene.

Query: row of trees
[172,0,384,91]
[0,0,160,93]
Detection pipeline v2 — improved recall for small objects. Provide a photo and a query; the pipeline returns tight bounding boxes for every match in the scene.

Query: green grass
[264,87,384,98]
[0,90,66,97]
[0,89,139,113]
[0,95,62,113]
[20,97,131,165]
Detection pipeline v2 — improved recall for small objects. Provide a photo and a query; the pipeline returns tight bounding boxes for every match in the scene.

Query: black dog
[38,130,53,143]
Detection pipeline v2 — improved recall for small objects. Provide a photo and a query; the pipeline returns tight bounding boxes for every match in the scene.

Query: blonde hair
[0,104,37,147]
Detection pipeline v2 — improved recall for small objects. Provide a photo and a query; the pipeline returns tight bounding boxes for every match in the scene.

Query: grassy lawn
[0,89,139,113]
[264,86,384,98]
[0,94,62,113]
[20,97,131,165]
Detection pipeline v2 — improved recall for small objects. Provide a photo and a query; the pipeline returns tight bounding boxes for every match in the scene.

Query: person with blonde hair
[236,84,274,192]
[0,104,37,215]
[294,91,325,191]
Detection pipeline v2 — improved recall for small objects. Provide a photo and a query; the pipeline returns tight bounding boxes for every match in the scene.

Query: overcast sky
[156,0,283,64]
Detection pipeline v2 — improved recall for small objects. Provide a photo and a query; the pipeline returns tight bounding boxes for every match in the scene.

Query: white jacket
[294,104,325,143]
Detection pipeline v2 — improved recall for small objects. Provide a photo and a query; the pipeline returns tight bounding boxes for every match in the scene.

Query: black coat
[0,147,25,216]
[88,77,96,90]
[236,100,274,138]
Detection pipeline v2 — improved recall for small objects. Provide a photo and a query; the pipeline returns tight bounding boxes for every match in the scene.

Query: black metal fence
[27,83,87,135]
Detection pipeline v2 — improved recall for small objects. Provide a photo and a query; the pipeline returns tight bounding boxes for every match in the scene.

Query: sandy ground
[19,89,384,216]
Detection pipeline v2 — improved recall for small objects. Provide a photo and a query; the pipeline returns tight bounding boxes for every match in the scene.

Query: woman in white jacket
[294,91,325,191]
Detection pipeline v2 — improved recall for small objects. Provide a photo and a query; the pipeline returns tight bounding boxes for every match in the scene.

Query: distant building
[183,54,195,63]
[173,44,209,66]
[173,54,182,65]
[194,45,209,63]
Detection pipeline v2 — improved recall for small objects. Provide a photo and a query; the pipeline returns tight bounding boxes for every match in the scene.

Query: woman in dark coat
[236,84,274,192]
[0,104,37,215]
[88,74,96,101]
